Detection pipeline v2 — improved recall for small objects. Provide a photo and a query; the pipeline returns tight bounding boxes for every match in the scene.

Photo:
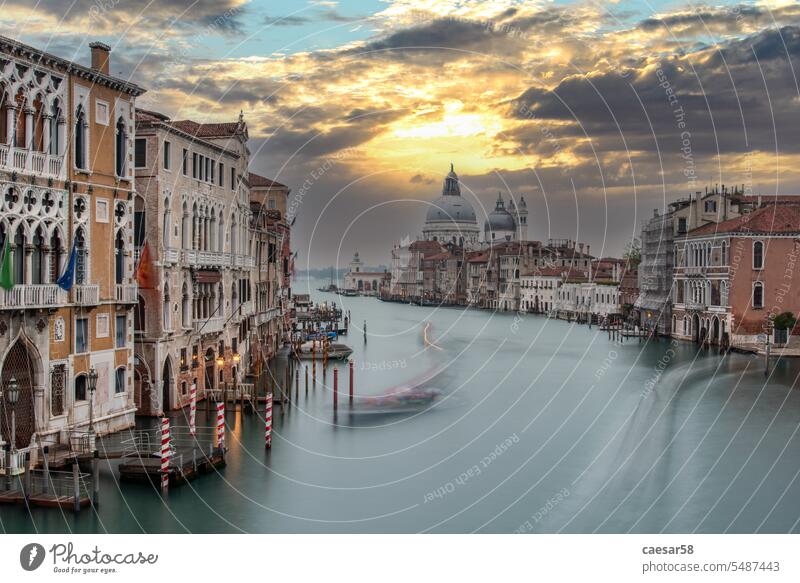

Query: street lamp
[6,377,19,453]
[87,368,98,451]
[216,355,225,367]
[232,353,241,364]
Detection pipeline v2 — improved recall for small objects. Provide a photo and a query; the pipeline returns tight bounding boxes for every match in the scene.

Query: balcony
[183,249,228,268]
[0,144,65,180]
[115,284,139,304]
[73,284,100,306]
[685,301,707,311]
[239,301,254,316]
[193,316,224,334]
[0,284,66,309]
[163,248,180,265]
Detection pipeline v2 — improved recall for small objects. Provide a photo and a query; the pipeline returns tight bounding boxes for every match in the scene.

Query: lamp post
[4,378,19,489]
[87,368,97,452]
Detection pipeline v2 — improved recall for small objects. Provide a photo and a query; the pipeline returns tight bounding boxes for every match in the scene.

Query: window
[218,162,224,186]
[116,314,127,348]
[51,364,66,416]
[163,140,171,170]
[231,167,235,190]
[677,217,687,234]
[704,200,717,213]
[753,282,764,308]
[74,106,87,170]
[210,159,215,183]
[180,348,188,370]
[753,241,764,270]
[134,137,147,168]
[115,367,126,394]
[182,148,188,175]
[192,152,198,178]
[75,317,88,353]
[181,380,188,396]
[268,198,276,209]
[115,118,127,176]
[74,374,87,402]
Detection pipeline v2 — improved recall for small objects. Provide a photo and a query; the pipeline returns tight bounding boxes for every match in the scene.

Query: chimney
[89,42,111,75]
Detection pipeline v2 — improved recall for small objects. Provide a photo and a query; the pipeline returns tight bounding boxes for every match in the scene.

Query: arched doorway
[162,357,173,412]
[134,355,154,416]
[692,314,700,343]
[0,338,40,449]
[712,317,720,345]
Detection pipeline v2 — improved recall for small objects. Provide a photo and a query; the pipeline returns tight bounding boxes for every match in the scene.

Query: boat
[294,340,353,360]
[352,387,442,415]
[318,268,339,293]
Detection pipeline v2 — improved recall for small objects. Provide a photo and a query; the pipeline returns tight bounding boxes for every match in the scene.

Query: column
[42,115,51,155]
[24,108,33,150]
[42,246,51,284]
[24,244,33,285]
[6,106,16,145]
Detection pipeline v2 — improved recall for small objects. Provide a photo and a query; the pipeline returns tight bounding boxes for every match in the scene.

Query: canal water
[3,277,800,533]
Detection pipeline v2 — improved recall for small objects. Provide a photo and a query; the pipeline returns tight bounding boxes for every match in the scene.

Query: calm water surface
[3,277,800,533]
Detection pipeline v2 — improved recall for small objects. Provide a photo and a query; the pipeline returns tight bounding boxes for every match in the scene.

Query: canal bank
[2,277,800,533]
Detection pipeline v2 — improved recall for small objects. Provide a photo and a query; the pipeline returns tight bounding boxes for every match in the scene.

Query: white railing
[0,284,66,309]
[73,284,100,305]
[163,247,180,264]
[0,145,64,179]
[194,316,224,334]
[183,249,228,267]
[115,283,139,303]
[0,449,28,476]
[239,301,254,316]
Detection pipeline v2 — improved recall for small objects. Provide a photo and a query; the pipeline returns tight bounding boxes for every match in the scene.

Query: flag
[56,240,77,291]
[134,242,158,289]
[0,236,13,290]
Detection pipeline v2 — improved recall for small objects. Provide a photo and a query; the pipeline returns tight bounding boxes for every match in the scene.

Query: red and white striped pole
[265,392,273,449]
[215,401,225,451]
[160,417,171,493]
[189,383,197,437]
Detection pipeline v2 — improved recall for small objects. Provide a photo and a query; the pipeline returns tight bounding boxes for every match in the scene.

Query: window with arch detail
[753,241,764,270]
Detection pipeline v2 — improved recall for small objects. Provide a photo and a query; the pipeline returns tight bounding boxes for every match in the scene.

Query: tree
[772,311,797,331]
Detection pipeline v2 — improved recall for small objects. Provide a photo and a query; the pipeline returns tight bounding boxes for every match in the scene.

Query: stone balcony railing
[0,284,66,309]
[193,316,224,334]
[163,247,180,264]
[183,249,228,268]
[0,144,65,180]
[73,284,100,306]
[115,283,139,304]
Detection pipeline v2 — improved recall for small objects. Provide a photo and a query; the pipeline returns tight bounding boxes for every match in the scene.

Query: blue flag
[57,241,77,291]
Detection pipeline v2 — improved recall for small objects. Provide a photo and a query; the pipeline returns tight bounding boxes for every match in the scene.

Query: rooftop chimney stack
[90,42,111,75]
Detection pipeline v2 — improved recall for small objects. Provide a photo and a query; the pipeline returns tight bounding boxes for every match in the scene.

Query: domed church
[422,164,480,247]
[485,192,528,242]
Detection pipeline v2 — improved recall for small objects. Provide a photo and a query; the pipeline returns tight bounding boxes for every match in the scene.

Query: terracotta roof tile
[249,172,287,189]
[690,201,800,236]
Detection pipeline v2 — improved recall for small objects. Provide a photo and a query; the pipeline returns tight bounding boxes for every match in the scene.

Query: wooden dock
[118,448,226,487]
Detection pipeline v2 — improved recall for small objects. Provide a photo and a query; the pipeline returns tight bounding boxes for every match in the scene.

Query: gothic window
[49,100,61,155]
[182,283,190,327]
[115,230,125,284]
[163,283,171,331]
[181,202,189,249]
[115,367,126,394]
[75,227,87,284]
[115,117,127,176]
[74,105,87,170]
[134,195,145,248]
[13,224,25,284]
[32,226,45,284]
[50,229,63,283]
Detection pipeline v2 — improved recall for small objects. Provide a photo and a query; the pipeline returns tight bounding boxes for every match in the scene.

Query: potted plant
[772,312,796,345]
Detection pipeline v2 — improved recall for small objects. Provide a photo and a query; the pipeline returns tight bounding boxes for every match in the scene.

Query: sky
[10,0,800,268]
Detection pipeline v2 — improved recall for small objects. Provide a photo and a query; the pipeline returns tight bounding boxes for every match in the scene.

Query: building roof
[170,119,243,139]
[135,109,243,157]
[249,172,287,189]
[467,252,489,263]
[521,266,563,277]
[690,201,800,236]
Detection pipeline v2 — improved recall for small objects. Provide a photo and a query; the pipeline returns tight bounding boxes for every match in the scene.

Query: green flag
[0,236,14,290]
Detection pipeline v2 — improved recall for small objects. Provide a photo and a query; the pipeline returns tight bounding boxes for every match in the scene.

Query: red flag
[134,242,158,289]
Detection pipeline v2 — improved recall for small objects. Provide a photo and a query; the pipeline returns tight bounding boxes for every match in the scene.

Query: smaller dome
[485,192,516,233]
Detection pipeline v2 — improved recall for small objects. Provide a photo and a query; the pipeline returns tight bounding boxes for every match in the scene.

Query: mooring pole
[333,367,338,410]
[349,359,354,405]
[92,450,100,507]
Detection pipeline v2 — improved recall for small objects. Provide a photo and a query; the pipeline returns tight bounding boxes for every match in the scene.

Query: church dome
[424,163,477,225]
[485,192,516,233]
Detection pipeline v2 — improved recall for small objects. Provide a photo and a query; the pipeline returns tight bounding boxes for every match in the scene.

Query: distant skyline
[13,0,800,267]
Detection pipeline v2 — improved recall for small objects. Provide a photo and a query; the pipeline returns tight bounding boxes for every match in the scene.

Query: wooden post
[72,462,81,513]
[305,365,309,393]
[265,393,273,449]
[333,367,338,409]
[41,444,50,495]
[349,359,354,404]
[295,367,299,399]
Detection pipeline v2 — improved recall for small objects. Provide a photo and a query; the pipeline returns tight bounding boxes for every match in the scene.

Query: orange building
[0,37,144,459]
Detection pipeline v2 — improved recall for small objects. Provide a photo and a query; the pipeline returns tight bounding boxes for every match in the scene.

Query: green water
[3,277,800,533]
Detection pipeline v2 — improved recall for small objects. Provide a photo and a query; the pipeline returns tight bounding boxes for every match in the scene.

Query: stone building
[0,38,145,454]
[422,164,480,247]
[133,109,254,414]
[343,251,387,295]
[520,267,562,314]
[671,201,800,347]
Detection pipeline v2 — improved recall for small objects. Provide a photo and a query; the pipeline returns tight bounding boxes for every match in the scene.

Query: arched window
[75,373,87,402]
[181,202,189,249]
[134,195,145,249]
[74,105,86,170]
[115,367,126,394]
[721,241,727,266]
[49,100,61,155]
[162,197,171,246]
[752,282,764,308]
[217,215,224,252]
[135,295,145,331]
[218,282,224,314]
[32,226,45,284]
[192,203,198,250]
[163,283,171,331]
[50,229,63,283]
[32,94,44,151]
[115,230,125,284]
[753,241,764,270]
[181,282,190,327]
[13,224,25,284]
[0,89,9,144]
[75,227,87,284]
[115,117,126,177]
